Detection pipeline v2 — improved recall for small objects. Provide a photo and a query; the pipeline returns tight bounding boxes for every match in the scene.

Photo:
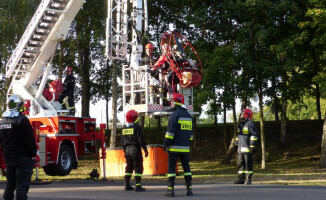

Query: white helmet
[2,94,24,118]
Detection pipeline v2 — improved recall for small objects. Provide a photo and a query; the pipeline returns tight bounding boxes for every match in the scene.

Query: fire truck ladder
[5,0,85,117]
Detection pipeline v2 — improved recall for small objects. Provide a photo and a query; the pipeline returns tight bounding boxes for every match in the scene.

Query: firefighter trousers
[4,157,33,200]
[237,153,253,174]
[167,152,192,187]
[124,145,143,184]
[58,91,74,108]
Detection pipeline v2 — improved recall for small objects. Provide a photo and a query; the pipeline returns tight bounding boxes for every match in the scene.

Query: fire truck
[1,0,202,177]
[2,0,106,176]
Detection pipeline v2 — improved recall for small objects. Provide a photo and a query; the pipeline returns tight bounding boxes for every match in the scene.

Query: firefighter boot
[166,177,175,197]
[244,174,252,185]
[61,103,67,110]
[234,174,245,184]
[185,179,193,196]
[124,176,134,191]
[134,176,146,192]
[68,107,75,116]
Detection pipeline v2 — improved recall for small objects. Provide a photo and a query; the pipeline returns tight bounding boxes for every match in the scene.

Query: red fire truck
[1,0,106,176]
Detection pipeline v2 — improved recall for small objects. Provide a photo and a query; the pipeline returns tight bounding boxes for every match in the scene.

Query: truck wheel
[56,145,74,176]
[42,166,58,176]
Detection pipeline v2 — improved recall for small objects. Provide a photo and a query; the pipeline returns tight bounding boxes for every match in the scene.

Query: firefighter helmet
[241,109,253,119]
[65,67,73,73]
[126,110,139,123]
[2,94,24,117]
[145,43,154,50]
[171,93,184,105]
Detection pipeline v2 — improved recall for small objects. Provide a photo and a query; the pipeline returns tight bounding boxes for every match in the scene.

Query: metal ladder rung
[45,8,65,13]
[41,18,54,23]
[30,37,43,42]
[52,0,65,3]
[38,25,50,30]
[34,31,46,36]
[24,49,39,54]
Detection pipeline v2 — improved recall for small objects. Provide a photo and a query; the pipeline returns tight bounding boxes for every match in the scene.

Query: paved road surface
[0,181,325,200]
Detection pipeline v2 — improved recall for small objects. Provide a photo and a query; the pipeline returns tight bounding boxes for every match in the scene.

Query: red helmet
[66,67,73,73]
[171,93,184,105]
[241,109,253,119]
[126,110,139,123]
[145,43,154,50]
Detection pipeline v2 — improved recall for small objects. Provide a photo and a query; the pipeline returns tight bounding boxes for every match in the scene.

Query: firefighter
[122,110,148,192]
[59,67,75,115]
[163,93,194,197]
[0,94,37,200]
[234,108,258,185]
[140,43,157,66]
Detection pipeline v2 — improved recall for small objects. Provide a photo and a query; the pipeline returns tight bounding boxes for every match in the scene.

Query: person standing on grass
[122,110,148,192]
[234,108,258,185]
[0,94,37,200]
[163,93,194,197]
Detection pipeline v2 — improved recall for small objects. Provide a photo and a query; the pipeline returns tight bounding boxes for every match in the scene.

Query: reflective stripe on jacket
[235,119,258,154]
[163,106,194,153]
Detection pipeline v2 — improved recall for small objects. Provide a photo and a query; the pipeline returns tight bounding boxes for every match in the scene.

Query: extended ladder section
[5,0,85,117]
[106,0,147,66]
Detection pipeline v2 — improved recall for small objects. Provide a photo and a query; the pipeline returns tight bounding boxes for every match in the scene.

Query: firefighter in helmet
[58,67,75,115]
[234,108,258,185]
[122,110,148,192]
[0,94,37,200]
[140,43,157,66]
[163,93,194,197]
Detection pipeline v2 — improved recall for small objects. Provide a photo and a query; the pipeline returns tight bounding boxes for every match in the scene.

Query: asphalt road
[0,181,326,200]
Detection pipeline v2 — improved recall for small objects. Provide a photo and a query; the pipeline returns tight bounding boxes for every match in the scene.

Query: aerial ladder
[6,0,85,117]
[106,0,203,117]
[3,0,107,177]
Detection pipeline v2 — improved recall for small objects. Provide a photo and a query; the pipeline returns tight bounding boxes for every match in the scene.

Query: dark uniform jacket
[235,119,258,154]
[0,114,37,165]
[121,123,147,151]
[64,74,75,96]
[140,55,157,66]
[164,106,194,153]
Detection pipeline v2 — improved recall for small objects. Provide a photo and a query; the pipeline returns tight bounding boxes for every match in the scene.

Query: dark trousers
[237,153,253,173]
[4,157,33,200]
[124,145,143,175]
[168,153,191,175]
[168,153,192,186]
[58,91,74,108]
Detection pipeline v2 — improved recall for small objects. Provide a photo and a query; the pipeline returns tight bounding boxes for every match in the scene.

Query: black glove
[233,145,238,153]
[163,146,169,153]
[144,148,148,157]
[250,147,255,154]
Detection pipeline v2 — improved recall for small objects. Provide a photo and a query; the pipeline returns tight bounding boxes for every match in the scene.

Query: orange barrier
[100,144,178,177]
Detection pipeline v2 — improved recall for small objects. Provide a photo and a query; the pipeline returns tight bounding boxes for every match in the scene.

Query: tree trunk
[58,42,64,81]
[140,116,145,128]
[214,113,218,126]
[280,96,288,149]
[319,111,326,168]
[271,75,279,121]
[157,116,161,129]
[76,22,91,117]
[258,87,266,169]
[223,105,228,152]
[315,83,322,123]
[110,61,118,148]
[222,99,237,164]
